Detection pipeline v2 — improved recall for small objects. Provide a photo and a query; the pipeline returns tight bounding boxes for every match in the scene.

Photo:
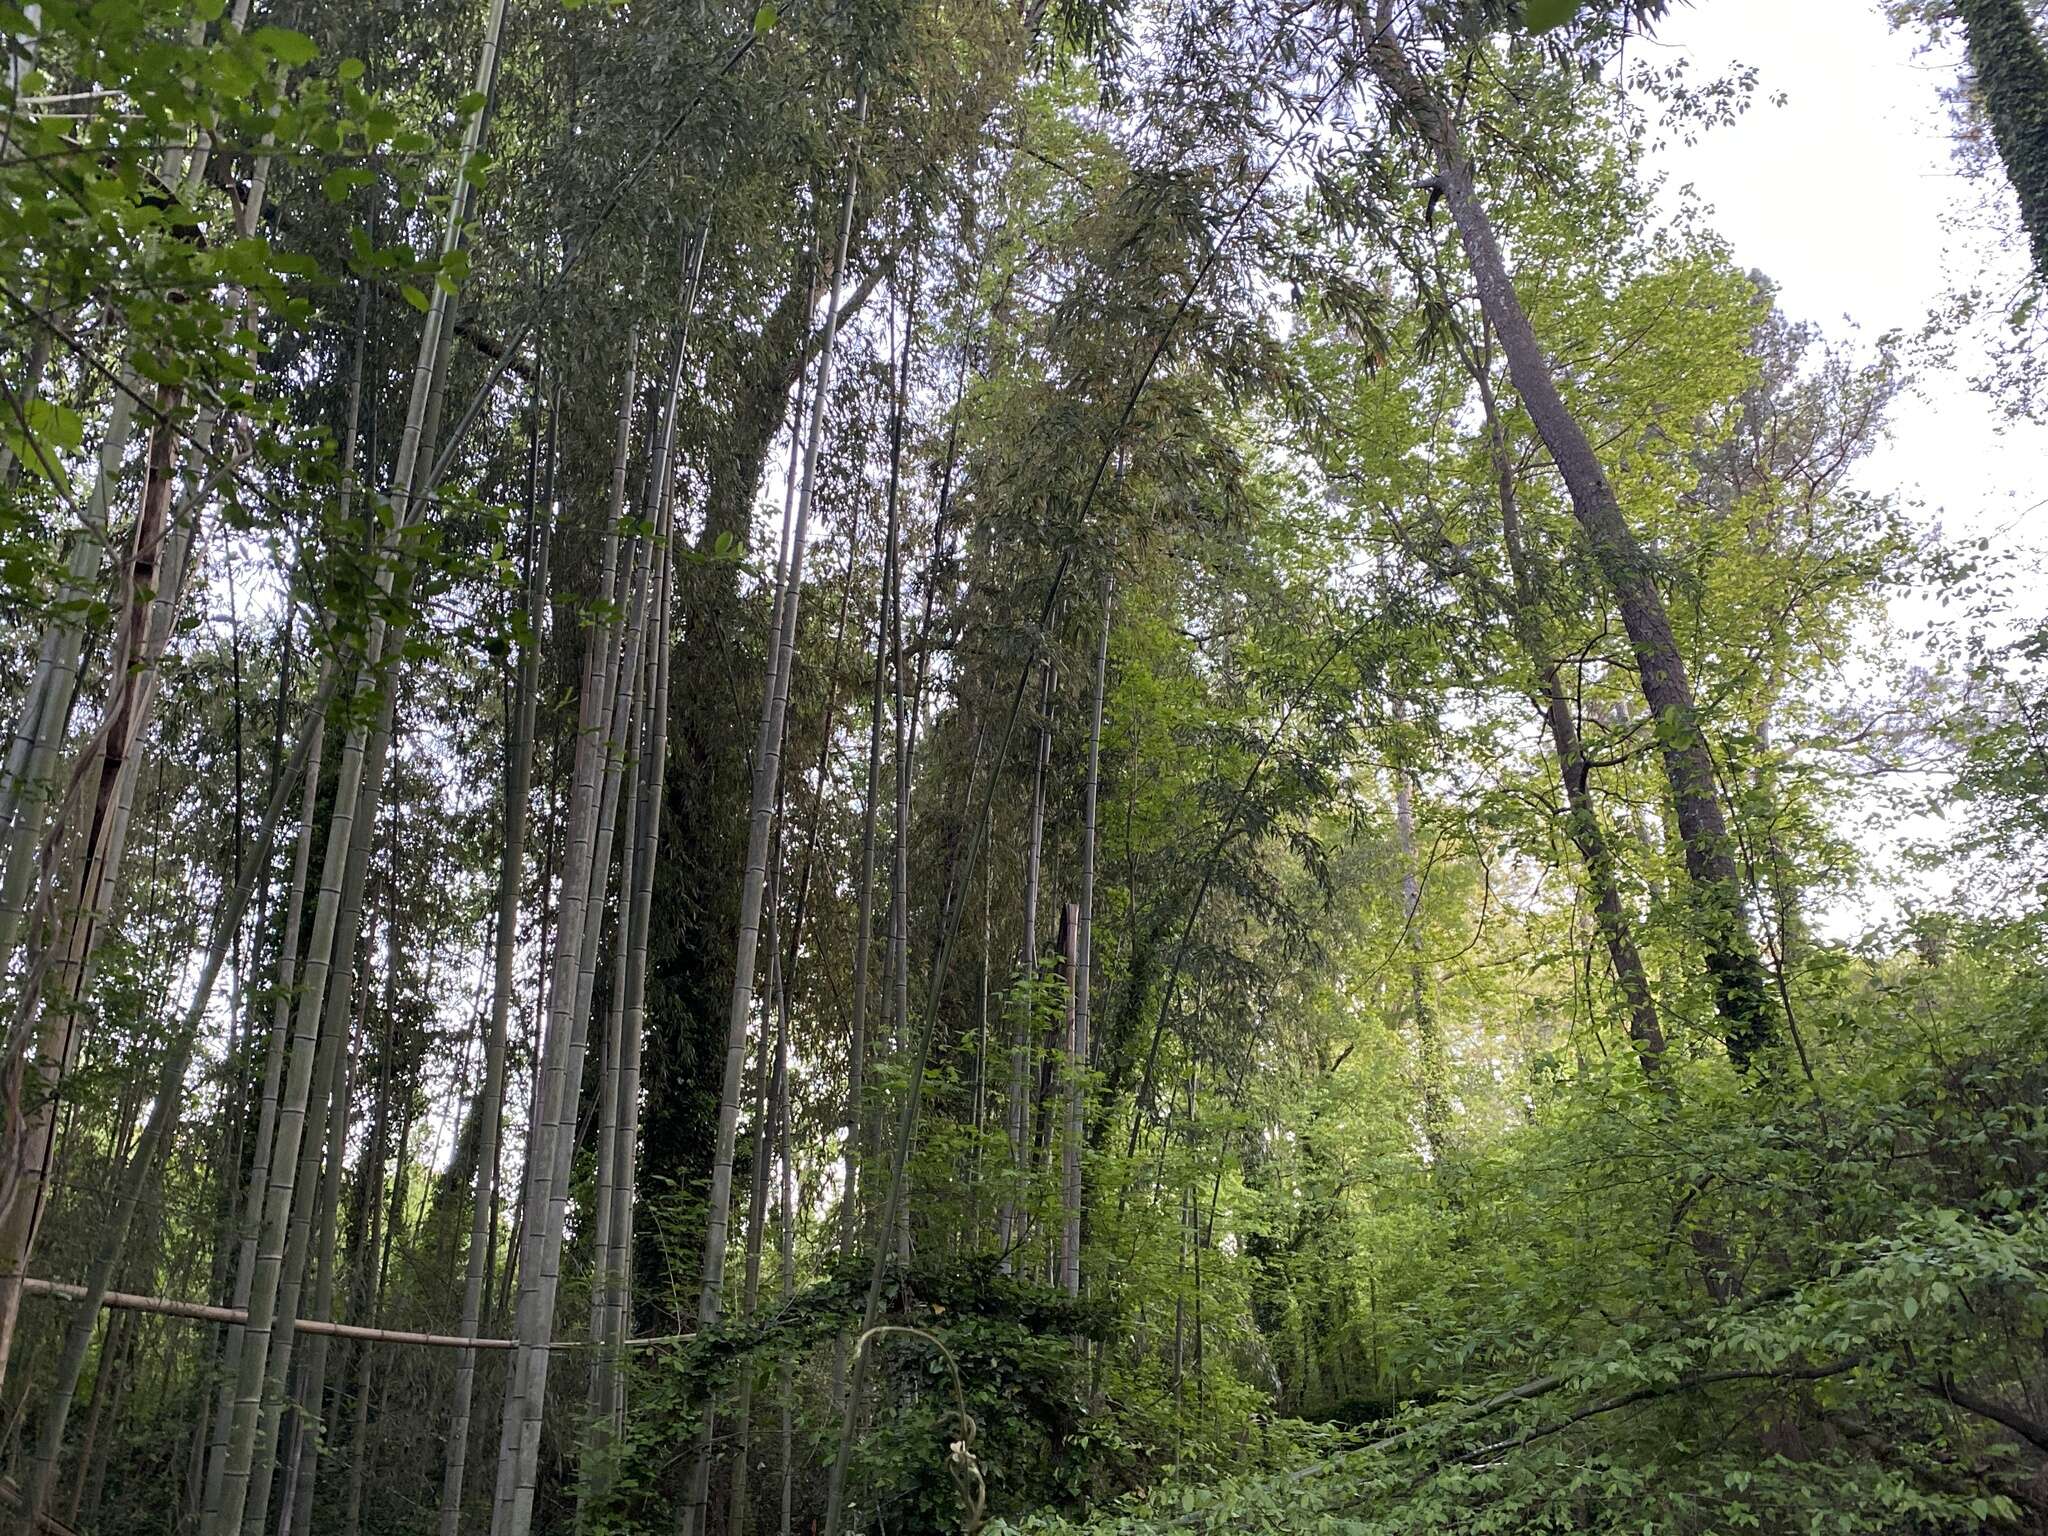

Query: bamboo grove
[2,1,2047,1534]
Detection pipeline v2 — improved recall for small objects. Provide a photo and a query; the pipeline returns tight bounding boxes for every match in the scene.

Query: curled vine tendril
[852,1324,988,1535]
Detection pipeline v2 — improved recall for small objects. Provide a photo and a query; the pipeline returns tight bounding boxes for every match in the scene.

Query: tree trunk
[1957,0,2048,279]
[1469,354,1666,1067]
[1366,33,1775,1066]
[681,95,865,1536]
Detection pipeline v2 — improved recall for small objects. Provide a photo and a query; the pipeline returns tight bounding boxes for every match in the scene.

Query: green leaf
[321,167,371,203]
[401,283,430,313]
[1523,0,1578,31]
[2,398,82,493]
[337,57,365,82]
[28,399,83,453]
[252,26,318,66]
[194,0,225,19]
[753,2,777,35]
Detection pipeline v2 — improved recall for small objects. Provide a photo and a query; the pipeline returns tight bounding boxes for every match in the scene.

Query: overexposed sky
[1642,0,2047,546]
[1633,0,2046,928]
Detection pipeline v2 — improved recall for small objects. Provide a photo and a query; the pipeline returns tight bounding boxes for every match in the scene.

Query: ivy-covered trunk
[1958,0,2048,279]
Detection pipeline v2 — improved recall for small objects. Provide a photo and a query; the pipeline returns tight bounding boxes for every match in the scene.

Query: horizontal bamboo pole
[21,1278,691,1352]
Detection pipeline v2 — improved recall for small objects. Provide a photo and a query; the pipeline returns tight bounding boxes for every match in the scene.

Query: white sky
[1633,0,2048,930]
[1644,0,2047,547]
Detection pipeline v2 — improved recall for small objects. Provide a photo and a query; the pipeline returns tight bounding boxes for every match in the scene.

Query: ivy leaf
[1523,0,1579,31]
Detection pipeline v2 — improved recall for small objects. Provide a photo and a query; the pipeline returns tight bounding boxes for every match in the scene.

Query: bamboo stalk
[685,91,867,1536]
[491,332,644,1536]
[438,460,549,1536]
[16,674,333,1526]
[208,0,509,1500]
[1065,575,1109,1299]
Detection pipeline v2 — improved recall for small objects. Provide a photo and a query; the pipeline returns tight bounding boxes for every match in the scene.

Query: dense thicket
[2,2,2046,1535]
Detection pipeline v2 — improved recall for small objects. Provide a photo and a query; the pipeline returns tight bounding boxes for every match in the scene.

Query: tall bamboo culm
[682,92,867,1536]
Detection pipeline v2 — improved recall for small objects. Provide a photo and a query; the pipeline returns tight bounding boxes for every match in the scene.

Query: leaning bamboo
[208,0,509,1500]
[15,670,332,1527]
[203,283,364,1524]
[238,669,398,1535]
